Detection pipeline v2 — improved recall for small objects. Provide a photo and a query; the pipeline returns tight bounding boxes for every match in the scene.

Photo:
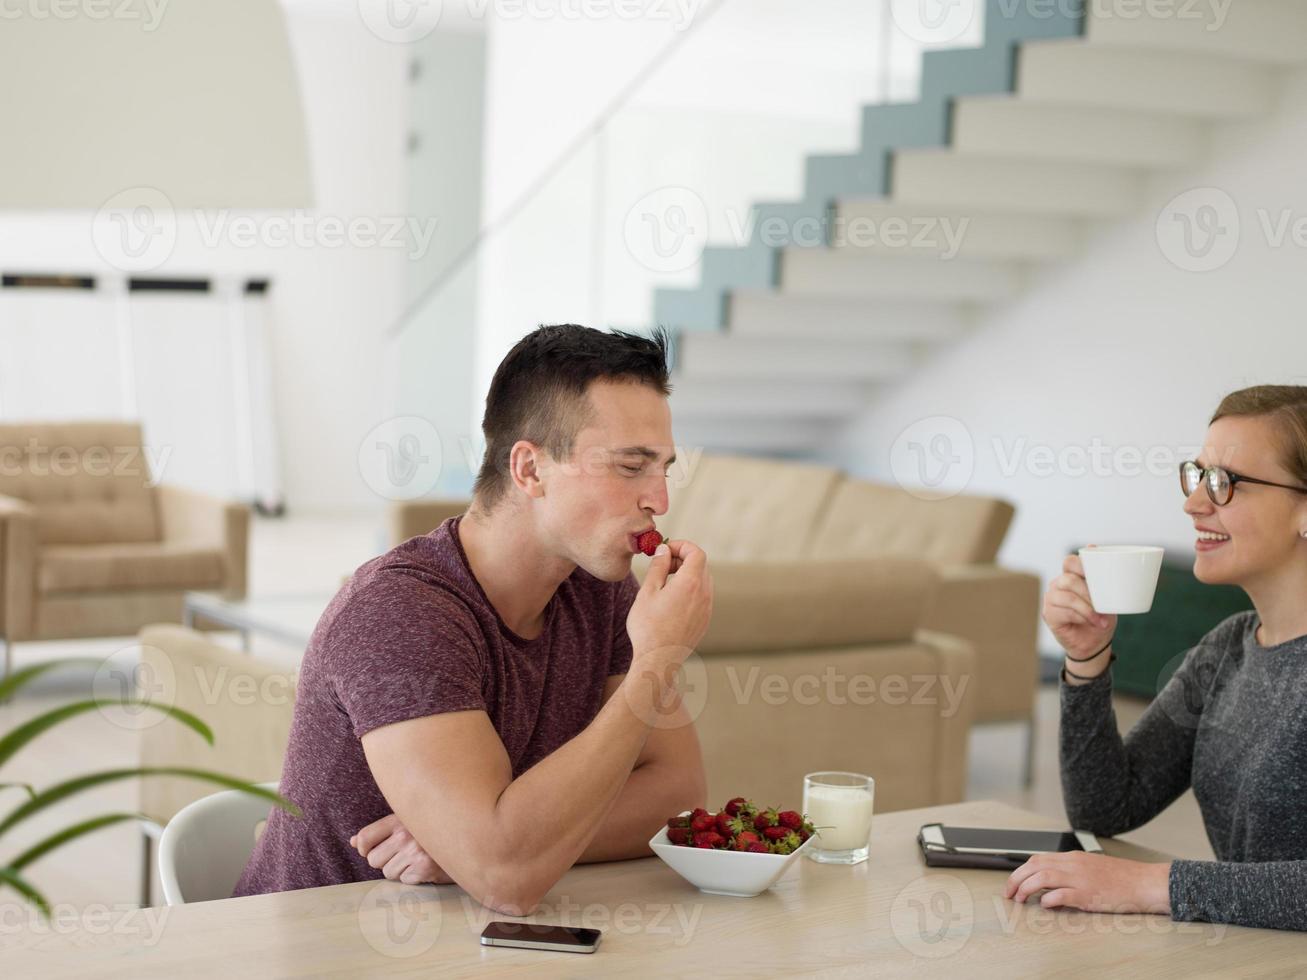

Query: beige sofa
[390,452,1042,784]
[0,422,249,681]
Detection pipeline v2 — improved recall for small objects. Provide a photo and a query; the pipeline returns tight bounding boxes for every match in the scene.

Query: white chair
[158,782,278,905]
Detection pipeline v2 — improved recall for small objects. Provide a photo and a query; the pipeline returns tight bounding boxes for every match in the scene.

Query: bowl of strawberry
[648,797,818,897]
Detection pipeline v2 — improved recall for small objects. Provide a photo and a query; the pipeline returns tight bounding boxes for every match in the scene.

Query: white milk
[804,784,874,851]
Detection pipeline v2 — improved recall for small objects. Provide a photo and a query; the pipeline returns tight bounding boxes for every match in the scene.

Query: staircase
[655,0,1307,455]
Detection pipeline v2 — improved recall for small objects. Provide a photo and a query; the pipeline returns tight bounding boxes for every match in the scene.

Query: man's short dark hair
[472,324,672,507]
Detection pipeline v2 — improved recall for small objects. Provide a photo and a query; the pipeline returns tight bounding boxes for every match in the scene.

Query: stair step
[951,96,1206,169]
[890,149,1144,217]
[677,334,914,382]
[829,200,1081,260]
[1017,39,1276,118]
[727,291,971,343]
[780,251,1025,301]
[671,416,836,455]
[1084,0,1307,65]
[670,377,867,419]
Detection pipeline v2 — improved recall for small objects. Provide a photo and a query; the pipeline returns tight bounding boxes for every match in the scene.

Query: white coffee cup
[1078,545,1164,615]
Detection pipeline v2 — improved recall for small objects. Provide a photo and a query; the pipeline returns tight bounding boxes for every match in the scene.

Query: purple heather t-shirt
[232,516,638,897]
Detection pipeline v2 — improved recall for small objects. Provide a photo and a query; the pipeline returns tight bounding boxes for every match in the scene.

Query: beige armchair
[0,422,249,681]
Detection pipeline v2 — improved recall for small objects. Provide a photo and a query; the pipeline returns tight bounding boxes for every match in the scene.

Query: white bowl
[648,818,814,897]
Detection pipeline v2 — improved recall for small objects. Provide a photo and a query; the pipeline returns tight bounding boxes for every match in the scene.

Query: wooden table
[4,800,1303,977]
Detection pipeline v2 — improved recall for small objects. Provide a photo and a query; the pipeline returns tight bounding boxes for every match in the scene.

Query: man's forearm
[470,667,674,907]
[578,757,707,863]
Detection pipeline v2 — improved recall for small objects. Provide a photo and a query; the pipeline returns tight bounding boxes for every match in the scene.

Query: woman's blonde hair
[1211,385,1307,485]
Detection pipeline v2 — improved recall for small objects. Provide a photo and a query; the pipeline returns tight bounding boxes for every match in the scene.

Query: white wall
[0,4,424,513]
[825,69,1307,651]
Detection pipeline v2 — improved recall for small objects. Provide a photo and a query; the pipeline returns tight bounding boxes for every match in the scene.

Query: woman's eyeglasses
[1179,460,1307,506]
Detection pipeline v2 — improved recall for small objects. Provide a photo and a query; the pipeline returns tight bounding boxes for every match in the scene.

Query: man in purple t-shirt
[233,325,713,914]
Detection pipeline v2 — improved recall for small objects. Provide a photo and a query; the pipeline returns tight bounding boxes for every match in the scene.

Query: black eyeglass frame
[1179,459,1307,506]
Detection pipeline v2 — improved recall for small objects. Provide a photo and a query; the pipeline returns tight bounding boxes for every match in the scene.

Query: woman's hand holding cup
[1043,551,1118,679]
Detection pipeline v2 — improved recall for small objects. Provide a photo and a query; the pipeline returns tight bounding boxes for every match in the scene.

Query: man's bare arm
[575,673,706,863]
[360,540,712,915]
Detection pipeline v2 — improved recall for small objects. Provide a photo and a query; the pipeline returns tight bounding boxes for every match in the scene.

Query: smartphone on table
[480,921,602,954]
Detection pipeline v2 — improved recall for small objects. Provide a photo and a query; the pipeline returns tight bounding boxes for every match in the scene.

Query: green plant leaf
[0,657,105,702]
[0,782,37,802]
[0,768,299,836]
[7,811,150,872]
[0,866,50,919]
[0,700,213,770]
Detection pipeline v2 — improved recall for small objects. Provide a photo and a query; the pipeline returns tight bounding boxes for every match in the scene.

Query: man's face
[536,379,675,581]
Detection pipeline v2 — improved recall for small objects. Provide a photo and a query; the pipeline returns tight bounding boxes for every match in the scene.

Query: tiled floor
[0,514,1213,915]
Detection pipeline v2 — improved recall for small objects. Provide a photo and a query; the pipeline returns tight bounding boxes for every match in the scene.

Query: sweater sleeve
[1058,635,1225,837]
[1171,859,1307,931]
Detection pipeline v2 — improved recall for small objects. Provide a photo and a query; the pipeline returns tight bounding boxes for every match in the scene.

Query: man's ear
[508,440,547,499]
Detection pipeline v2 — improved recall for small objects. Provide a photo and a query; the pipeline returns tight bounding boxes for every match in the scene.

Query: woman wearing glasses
[1005,385,1307,931]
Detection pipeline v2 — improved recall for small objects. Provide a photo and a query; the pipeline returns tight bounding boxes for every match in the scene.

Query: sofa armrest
[692,632,976,812]
[387,498,470,548]
[156,485,250,599]
[0,494,38,640]
[922,565,1041,725]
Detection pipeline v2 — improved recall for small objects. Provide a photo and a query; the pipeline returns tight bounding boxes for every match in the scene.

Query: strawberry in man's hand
[636,529,666,556]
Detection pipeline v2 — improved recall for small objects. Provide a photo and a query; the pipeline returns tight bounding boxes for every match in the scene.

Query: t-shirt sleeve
[319,574,488,739]
[607,572,640,677]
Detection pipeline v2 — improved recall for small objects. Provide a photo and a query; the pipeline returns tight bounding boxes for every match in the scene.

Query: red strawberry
[723,797,748,817]
[690,812,716,833]
[693,831,725,849]
[668,827,691,846]
[733,831,761,850]
[763,825,789,841]
[746,842,771,853]
[667,815,691,829]
[798,828,811,843]
[778,811,802,831]
[636,530,665,556]
[716,812,746,836]
[753,808,779,831]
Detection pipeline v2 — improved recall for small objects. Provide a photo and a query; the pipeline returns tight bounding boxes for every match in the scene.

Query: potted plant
[0,658,299,917]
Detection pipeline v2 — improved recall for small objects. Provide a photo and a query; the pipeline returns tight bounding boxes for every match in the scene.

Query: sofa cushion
[0,422,160,545]
[38,542,226,594]
[699,558,936,654]
[660,454,841,561]
[807,479,1014,565]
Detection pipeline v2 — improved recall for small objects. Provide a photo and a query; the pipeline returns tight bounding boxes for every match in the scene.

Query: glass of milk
[803,771,875,864]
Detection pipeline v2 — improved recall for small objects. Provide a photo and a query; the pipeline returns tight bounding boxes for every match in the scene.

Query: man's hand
[1004,852,1172,914]
[626,539,713,680]
[351,813,453,885]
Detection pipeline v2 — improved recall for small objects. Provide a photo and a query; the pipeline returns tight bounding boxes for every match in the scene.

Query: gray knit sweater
[1060,611,1307,932]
